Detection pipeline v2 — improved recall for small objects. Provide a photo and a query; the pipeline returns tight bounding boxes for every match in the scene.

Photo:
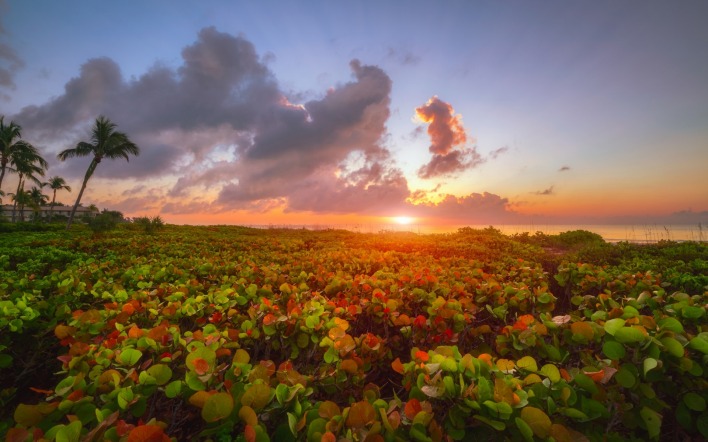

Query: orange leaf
[478,353,493,367]
[570,322,595,340]
[29,387,54,395]
[584,369,605,383]
[127,424,169,442]
[215,348,231,358]
[243,424,256,442]
[322,432,337,442]
[319,401,341,419]
[128,325,144,339]
[122,303,135,315]
[340,359,358,374]
[391,357,405,374]
[54,324,75,340]
[346,401,376,429]
[5,428,29,442]
[262,313,276,326]
[193,358,209,375]
[66,389,84,401]
[404,398,422,420]
[414,350,429,362]
[560,368,572,382]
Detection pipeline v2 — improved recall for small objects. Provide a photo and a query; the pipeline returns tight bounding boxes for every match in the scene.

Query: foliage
[0,226,706,441]
[86,213,119,234]
[133,216,165,234]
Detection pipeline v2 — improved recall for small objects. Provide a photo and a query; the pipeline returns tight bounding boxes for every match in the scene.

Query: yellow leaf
[496,358,515,373]
[520,406,552,438]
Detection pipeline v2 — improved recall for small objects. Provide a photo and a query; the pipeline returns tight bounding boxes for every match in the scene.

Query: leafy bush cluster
[0,226,706,441]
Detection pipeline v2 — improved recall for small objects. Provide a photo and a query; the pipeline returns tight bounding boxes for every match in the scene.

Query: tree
[27,186,49,221]
[46,176,72,222]
[10,190,32,222]
[10,146,48,222]
[0,116,44,194]
[57,116,140,229]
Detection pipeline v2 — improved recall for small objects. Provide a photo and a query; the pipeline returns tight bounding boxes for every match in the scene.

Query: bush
[86,212,118,233]
[133,215,165,234]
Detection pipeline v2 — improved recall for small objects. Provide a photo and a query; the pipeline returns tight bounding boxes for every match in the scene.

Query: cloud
[12,27,410,215]
[489,146,509,159]
[386,47,421,66]
[558,165,571,172]
[0,0,25,98]
[533,186,555,196]
[414,96,484,178]
[407,192,524,224]
[215,59,408,213]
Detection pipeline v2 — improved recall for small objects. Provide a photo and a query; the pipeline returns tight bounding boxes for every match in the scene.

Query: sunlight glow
[392,216,414,225]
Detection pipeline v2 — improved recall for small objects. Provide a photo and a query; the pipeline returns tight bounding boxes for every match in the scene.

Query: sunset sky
[1,0,707,227]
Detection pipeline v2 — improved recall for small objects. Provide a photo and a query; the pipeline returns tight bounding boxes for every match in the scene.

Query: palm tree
[10,146,48,222]
[46,176,72,222]
[0,116,40,194]
[27,186,49,221]
[57,116,140,229]
[10,190,32,222]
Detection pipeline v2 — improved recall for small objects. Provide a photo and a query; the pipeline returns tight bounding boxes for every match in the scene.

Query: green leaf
[0,353,13,368]
[516,356,538,372]
[539,364,560,383]
[56,421,82,442]
[643,358,659,376]
[658,317,684,333]
[614,327,647,344]
[242,384,272,411]
[602,341,626,360]
[202,392,234,422]
[640,406,662,440]
[603,318,626,336]
[514,417,534,442]
[574,373,598,394]
[473,415,506,431]
[688,334,708,355]
[146,364,172,385]
[119,348,142,366]
[682,306,705,319]
[660,337,685,358]
[615,366,637,388]
[683,392,707,412]
[165,380,182,398]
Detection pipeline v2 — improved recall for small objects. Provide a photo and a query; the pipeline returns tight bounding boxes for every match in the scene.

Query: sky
[1,0,707,228]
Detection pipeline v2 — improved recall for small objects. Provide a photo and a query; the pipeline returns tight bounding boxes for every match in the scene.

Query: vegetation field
[1,225,706,441]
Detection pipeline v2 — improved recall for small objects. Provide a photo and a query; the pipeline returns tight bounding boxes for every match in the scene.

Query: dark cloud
[12,27,410,215]
[415,96,484,178]
[407,192,524,223]
[558,165,571,172]
[386,47,421,66]
[215,59,405,212]
[489,146,509,159]
[533,186,555,196]
[0,0,25,97]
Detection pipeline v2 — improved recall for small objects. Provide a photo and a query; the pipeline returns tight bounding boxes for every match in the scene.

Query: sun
[392,216,414,225]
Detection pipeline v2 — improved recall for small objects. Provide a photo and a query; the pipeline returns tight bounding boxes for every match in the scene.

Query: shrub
[133,215,165,234]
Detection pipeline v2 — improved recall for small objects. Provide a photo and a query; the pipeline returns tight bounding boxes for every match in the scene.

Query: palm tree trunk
[66,159,97,230]
[11,176,22,223]
[0,161,6,194]
[49,189,57,223]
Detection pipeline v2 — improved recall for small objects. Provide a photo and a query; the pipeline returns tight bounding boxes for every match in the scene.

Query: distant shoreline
[227,223,706,243]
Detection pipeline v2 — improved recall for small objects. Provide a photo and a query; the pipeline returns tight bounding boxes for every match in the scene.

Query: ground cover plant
[1,225,706,441]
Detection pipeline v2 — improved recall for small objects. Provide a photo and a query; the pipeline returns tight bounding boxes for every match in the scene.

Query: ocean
[247,223,706,243]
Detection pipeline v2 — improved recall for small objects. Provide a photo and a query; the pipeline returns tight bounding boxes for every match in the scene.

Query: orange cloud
[415,96,483,178]
[415,96,467,155]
